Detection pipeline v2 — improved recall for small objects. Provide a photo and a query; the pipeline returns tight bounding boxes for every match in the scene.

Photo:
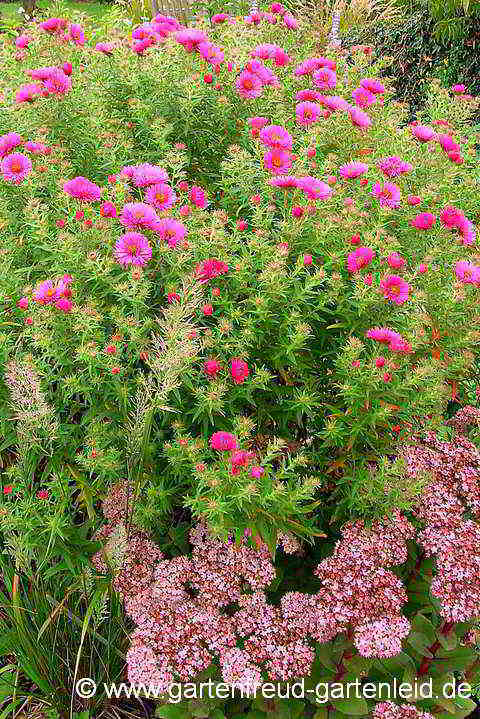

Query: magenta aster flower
[269,175,299,189]
[43,68,72,96]
[264,148,293,174]
[24,141,49,155]
[411,124,435,142]
[15,34,31,48]
[210,431,237,451]
[347,247,374,273]
[339,161,368,179]
[296,176,332,200]
[236,71,263,99]
[189,185,208,208]
[2,153,32,184]
[15,83,43,103]
[114,232,152,266]
[198,41,224,65]
[69,22,85,46]
[440,205,464,228]
[33,280,57,304]
[248,116,269,130]
[324,95,352,112]
[145,183,177,211]
[231,358,249,384]
[458,218,476,246]
[295,101,322,126]
[195,259,229,283]
[259,125,293,150]
[455,260,480,284]
[283,12,298,28]
[350,107,372,129]
[155,218,187,248]
[95,41,115,54]
[119,202,160,231]
[100,201,117,218]
[312,67,336,90]
[352,87,376,108]
[296,89,324,102]
[377,156,413,177]
[380,275,410,304]
[360,77,385,94]
[437,133,460,152]
[131,163,168,188]
[371,181,401,209]
[411,212,436,230]
[0,132,23,158]
[64,176,102,202]
[387,252,406,269]
[39,17,67,33]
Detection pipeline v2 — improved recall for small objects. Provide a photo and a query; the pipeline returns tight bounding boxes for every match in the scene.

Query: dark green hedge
[342,9,480,122]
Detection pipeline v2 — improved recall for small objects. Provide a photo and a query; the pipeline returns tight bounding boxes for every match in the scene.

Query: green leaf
[410,613,437,644]
[331,695,369,715]
[155,706,190,719]
[316,643,337,671]
[406,632,433,657]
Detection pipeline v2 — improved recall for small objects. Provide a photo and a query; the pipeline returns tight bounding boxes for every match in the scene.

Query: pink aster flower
[100,201,117,218]
[380,275,410,304]
[55,298,72,312]
[312,67,336,90]
[296,89,324,102]
[437,133,460,152]
[210,431,237,451]
[264,148,293,174]
[251,465,265,478]
[366,327,412,353]
[452,84,466,93]
[440,205,465,228]
[411,212,436,230]
[189,185,208,209]
[372,181,401,209]
[24,141,49,155]
[324,95,352,112]
[347,247,374,273]
[295,102,322,126]
[269,175,299,190]
[204,359,222,377]
[155,218,187,248]
[15,35,31,48]
[283,12,298,28]
[387,252,406,269]
[15,83,43,103]
[195,259,229,283]
[131,163,169,187]
[0,132,23,157]
[360,77,385,94]
[296,176,332,200]
[2,153,32,184]
[63,176,102,202]
[259,125,293,150]
[352,87,376,108]
[43,68,72,96]
[274,48,290,66]
[236,71,263,99]
[350,107,372,129]
[114,232,152,266]
[69,23,85,46]
[33,280,57,304]
[231,358,249,384]
[211,13,228,22]
[411,124,435,142]
[339,161,368,179]
[407,195,422,206]
[377,156,413,177]
[145,183,177,211]
[271,2,286,12]
[119,202,160,231]
[455,260,480,284]
[39,17,67,33]
[95,41,115,55]
[458,218,476,246]
[248,116,269,130]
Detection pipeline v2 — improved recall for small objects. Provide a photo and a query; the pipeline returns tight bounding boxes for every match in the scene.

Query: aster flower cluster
[16,64,72,103]
[440,205,476,246]
[131,15,182,55]
[31,275,74,312]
